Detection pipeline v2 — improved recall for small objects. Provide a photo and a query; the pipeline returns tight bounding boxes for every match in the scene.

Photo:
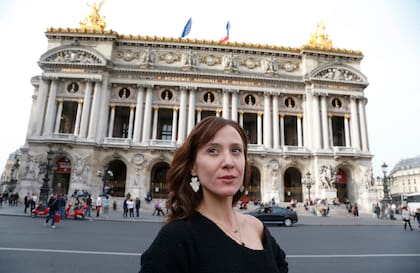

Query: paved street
[1,204,419,273]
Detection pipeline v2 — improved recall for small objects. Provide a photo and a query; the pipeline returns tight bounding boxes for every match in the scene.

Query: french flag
[180,17,192,38]
[220,21,230,42]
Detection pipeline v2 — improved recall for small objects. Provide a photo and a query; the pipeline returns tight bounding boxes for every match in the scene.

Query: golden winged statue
[79,0,106,31]
[308,20,333,49]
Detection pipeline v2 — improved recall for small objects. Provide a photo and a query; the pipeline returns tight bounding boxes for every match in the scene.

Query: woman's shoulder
[241,213,264,235]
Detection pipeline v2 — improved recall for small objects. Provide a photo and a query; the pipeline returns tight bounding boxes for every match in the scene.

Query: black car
[248,206,298,227]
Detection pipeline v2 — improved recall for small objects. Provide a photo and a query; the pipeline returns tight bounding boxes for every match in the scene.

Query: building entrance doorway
[53,157,71,195]
[284,167,303,202]
[335,168,348,202]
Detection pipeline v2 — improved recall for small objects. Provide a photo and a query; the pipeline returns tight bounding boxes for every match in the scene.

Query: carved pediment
[42,48,107,65]
[310,64,368,84]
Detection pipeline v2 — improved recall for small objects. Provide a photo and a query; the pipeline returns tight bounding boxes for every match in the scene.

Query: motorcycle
[31,203,49,217]
[66,204,87,220]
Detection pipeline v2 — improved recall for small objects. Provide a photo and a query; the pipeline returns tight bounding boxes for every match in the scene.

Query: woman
[401,206,413,231]
[139,116,288,273]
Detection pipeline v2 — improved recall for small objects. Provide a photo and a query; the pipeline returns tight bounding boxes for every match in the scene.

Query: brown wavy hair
[166,116,251,223]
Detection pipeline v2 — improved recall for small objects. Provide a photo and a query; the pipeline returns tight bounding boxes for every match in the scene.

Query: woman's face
[191,125,245,198]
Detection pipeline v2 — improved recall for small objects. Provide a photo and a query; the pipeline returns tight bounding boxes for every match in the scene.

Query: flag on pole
[220,21,230,42]
[180,17,192,38]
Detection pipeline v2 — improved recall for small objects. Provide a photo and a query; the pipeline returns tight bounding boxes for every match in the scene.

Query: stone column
[79,80,93,138]
[54,99,64,134]
[328,115,333,147]
[344,115,351,147]
[73,100,83,136]
[231,90,238,122]
[128,105,135,139]
[280,114,285,147]
[107,105,116,137]
[142,86,153,143]
[172,107,178,143]
[34,78,50,136]
[239,111,244,127]
[87,81,102,140]
[96,77,111,143]
[320,94,329,149]
[152,107,159,140]
[312,93,321,150]
[257,112,263,145]
[350,96,361,150]
[222,89,230,119]
[132,85,144,143]
[187,88,196,134]
[43,79,58,136]
[272,95,280,149]
[358,98,369,151]
[263,93,272,149]
[177,87,187,143]
[216,109,221,117]
[297,115,303,147]
[196,108,202,123]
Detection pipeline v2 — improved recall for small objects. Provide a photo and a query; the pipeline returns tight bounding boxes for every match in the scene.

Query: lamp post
[8,154,20,192]
[97,168,113,196]
[380,162,392,219]
[301,171,315,202]
[39,149,54,205]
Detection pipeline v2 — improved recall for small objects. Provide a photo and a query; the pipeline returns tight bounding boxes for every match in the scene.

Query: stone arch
[105,159,127,197]
[248,166,261,201]
[150,162,170,199]
[284,167,303,202]
[310,63,368,84]
[334,165,353,203]
[39,45,108,67]
[52,156,72,195]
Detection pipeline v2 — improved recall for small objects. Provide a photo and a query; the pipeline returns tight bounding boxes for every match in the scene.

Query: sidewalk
[0,203,402,226]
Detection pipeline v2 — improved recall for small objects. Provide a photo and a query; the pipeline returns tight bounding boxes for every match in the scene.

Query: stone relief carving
[262,57,278,74]
[118,50,139,62]
[319,165,335,189]
[181,50,198,68]
[269,159,280,191]
[23,154,42,180]
[140,48,156,67]
[315,68,362,82]
[162,52,178,64]
[280,61,299,72]
[132,153,147,176]
[204,54,219,66]
[71,154,90,185]
[222,53,237,72]
[360,166,374,190]
[46,50,103,64]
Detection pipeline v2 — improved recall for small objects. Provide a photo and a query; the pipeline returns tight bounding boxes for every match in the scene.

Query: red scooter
[66,204,87,219]
[31,203,49,217]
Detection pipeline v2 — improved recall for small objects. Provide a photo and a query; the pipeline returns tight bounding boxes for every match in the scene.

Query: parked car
[248,206,298,227]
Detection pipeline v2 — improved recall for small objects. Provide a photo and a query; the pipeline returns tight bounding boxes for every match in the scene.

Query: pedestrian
[135,197,141,217]
[401,206,413,231]
[415,208,420,229]
[96,195,102,217]
[45,194,59,228]
[352,203,359,218]
[139,116,288,273]
[374,203,380,219]
[85,194,92,217]
[152,199,164,216]
[103,195,110,219]
[127,198,134,218]
[123,197,128,218]
[24,193,30,214]
[58,194,66,220]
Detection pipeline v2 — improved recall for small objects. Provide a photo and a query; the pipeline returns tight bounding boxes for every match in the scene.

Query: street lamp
[39,149,54,205]
[8,154,20,192]
[97,167,113,196]
[301,171,315,202]
[380,162,392,219]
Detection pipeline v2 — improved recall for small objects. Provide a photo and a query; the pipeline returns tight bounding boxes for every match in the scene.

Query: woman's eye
[232,147,243,153]
[207,147,218,154]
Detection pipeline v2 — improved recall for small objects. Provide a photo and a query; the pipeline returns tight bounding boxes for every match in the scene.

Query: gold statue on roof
[80,0,106,31]
[308,20,332,49]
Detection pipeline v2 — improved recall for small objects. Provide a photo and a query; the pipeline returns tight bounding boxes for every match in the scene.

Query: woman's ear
[190,164,197,176]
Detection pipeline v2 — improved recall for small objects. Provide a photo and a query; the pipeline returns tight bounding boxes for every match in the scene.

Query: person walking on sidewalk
[45,194,59,228]
[135,197,141,217]
[401,206,413,231]
[96,195,102,217]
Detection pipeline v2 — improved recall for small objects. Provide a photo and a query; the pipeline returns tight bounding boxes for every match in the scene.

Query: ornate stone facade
[12,19,375,211]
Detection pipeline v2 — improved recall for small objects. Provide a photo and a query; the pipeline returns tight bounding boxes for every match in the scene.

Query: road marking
[1,247,419,258]
[0,247,141,256]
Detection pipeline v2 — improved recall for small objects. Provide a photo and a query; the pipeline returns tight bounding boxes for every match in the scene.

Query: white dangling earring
[239,185,244,192]
[189,176,200,192]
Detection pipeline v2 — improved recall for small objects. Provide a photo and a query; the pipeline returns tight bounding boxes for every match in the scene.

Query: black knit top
[139,211,288,273]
